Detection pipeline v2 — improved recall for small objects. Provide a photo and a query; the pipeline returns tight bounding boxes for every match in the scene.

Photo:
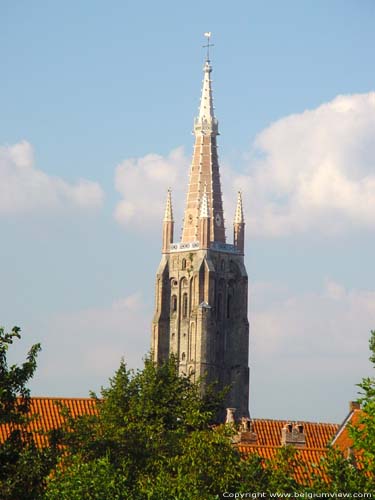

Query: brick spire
[181,47,226,244]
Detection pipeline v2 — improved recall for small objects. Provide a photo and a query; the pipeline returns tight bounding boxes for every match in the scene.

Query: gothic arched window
[182,293,188,317]
[227,294,232,319]
[171,295,177,313]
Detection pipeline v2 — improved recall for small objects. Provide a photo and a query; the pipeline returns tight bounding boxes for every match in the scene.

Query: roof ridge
[251,418,339,426]
[28,396,97,401]
[238,445,329,451]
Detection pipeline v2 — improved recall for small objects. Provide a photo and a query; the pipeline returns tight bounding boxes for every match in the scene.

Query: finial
[195,33,218,136]
[200,183,210,218]
[234,191,244,224]
[164,188,174,222]
[203,32,214,62]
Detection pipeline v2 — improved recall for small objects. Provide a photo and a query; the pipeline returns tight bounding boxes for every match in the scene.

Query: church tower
[152,39,250,419]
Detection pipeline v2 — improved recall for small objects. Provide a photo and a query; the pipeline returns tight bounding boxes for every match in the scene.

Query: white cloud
[241,92,375,236]
[113,147,240,234]
[114,147,188,227]
[113,92,375,238]
[0,141,104,214]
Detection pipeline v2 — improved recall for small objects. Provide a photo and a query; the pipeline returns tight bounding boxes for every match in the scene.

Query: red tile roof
[332,407,362,452]
[1,399,339,450]
[238,445,329,484]
[250,419,339,448]
[235,419,339,484]
[0,397,341,484]
[0,397,98,447]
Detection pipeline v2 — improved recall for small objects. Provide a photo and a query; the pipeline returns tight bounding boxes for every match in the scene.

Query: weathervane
[203,32,214,61]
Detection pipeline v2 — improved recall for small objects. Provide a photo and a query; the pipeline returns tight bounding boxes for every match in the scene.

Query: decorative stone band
[193,117,219,136]
[169,241,239,254]
[170,242,200,252]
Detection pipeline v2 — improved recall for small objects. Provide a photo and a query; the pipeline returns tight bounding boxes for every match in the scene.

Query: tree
[312,447,369,493]
[0,326,40,425]
[45,356,265,499]
[310,330,375,493]
[348,330,375,487]
[265,446,307,493]
[44,455,130,500]
[45,331,375,498]
[0,327,55,500]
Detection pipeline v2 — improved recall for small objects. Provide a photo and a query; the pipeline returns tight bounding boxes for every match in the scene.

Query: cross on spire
[203,32,214,62]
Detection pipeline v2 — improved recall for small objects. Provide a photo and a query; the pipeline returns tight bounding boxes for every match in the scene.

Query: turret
[233,191,245,255]
[198,184,210,249]
[162,189,174,253]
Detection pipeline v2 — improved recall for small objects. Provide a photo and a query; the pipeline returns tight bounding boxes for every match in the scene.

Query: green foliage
[315,447,370,493]
[311,330,375,493]
[238,452,271,492]
[46,356,264,499]
[4,328,375,497]
[44,455,130,500]
[0,439,56,500]
[0,326,40,425]
[348,329,375,486]
[0,327,56,499]
[265,446,307,492]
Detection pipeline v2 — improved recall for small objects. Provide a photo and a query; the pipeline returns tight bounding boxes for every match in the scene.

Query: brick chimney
[349,401,361,411]
[281,422,306,448]
[237,417,257,444]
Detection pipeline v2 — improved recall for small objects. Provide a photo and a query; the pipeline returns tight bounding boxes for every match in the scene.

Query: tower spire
[164,188,174,222]
[195,33,218,137]
[181,33,224,244]
[234,191,245,224]
[162,189,174,253]
[233,191,245,255]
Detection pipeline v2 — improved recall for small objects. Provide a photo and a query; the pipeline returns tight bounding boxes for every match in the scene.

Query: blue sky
[1,0,375,423]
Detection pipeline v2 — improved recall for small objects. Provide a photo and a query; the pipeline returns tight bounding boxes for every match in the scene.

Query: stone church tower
[152,50,250,419]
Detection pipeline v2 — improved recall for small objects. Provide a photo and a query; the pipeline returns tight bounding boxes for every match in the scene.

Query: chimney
[225,407,236,425]
[237,417,257,444]
[349,401,360,412]
[281,422,306,448]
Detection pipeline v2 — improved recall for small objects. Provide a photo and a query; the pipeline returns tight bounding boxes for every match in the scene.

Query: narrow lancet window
[182,293,188,317]
[171,295,177,313]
